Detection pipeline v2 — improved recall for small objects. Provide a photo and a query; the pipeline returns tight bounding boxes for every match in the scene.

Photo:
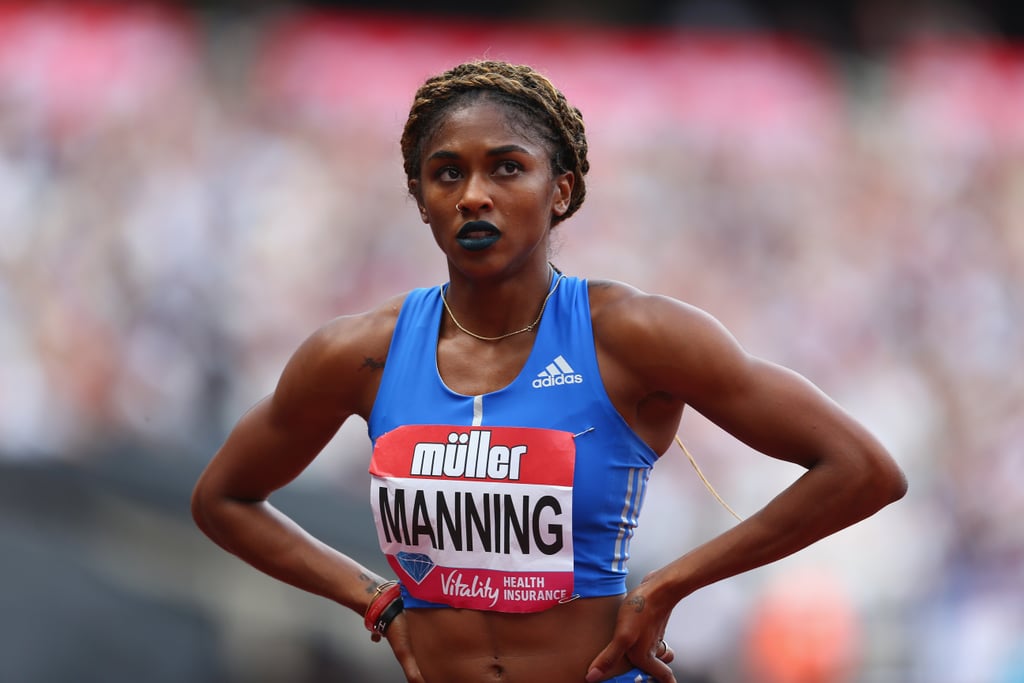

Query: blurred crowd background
[1,1,1022,681]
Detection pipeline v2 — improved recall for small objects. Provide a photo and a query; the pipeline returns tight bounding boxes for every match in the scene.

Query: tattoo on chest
[361,356,385,372]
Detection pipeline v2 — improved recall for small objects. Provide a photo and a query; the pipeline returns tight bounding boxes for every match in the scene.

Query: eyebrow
[426,144,533,162]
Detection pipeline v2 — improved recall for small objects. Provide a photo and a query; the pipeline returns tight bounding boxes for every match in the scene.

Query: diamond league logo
[397,551,435,584]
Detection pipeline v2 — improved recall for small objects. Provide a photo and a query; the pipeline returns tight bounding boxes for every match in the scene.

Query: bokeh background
[1,1,1022,681]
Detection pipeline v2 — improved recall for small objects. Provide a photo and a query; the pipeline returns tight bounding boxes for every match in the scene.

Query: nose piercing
[456,203,465,212]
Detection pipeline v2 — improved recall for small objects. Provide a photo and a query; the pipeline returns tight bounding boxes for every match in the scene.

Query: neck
[441,263,561,342]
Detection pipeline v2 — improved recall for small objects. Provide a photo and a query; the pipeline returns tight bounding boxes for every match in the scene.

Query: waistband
[600,668,654,683]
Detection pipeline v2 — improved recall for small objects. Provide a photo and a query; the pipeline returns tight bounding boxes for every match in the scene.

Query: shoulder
[587,278,730,347]
[586,278,750,400]
[273,291,410,423]
[302,291,408,363]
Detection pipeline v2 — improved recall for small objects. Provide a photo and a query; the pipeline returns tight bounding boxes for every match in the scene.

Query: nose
[456,173,493,214]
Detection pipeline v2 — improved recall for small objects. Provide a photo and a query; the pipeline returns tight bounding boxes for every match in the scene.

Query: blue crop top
[367,274,658,612]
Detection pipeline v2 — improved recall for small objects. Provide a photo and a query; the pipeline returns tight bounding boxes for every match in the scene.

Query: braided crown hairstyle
[401,60,589,224]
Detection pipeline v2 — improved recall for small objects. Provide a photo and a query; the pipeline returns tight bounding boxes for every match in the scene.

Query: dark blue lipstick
[456,220,501,251]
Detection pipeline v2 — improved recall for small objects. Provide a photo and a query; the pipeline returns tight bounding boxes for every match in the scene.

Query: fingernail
[585,668,602,682]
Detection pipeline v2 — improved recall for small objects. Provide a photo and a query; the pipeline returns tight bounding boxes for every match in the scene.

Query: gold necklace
[440,268,565,342]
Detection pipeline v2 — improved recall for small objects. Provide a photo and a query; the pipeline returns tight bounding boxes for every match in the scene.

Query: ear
[408,179,429,223]
[551,172,574,217]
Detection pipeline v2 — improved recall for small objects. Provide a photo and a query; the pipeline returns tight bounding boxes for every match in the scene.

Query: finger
[653,639,675,664]
[632,653,676,683]
[585,641,627,683]
[626,639,676,683]
[385,618,425,683]
[397,654,425,683]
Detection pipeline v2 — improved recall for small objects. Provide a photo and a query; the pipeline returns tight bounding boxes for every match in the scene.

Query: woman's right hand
[383,613,426,683]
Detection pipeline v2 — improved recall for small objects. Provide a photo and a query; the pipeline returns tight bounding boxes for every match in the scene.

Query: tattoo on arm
[359,572,378,594]
[360,357,385,372]
[626,596,646,613]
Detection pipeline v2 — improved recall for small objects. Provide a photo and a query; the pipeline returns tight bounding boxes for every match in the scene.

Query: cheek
[416,185,446,221]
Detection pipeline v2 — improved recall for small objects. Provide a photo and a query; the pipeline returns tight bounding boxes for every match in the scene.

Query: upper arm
[194,301,400,504]
[594,283,895,473]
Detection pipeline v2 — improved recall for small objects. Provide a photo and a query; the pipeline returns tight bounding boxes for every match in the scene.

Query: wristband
[370,595,404,636]
[363,581,403,635]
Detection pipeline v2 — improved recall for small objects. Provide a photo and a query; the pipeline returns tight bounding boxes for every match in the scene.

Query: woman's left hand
[585,576,676,683]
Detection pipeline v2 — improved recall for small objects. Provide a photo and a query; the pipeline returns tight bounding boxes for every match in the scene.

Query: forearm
[193,494,385,614]
[650,453,905,605]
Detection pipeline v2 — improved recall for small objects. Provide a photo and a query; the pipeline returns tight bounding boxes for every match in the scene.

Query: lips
[456,220,501,251]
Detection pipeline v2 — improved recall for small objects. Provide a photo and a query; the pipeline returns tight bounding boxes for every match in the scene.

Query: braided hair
[401,60,589,224]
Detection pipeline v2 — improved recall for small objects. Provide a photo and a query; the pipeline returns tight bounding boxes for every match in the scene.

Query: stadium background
[1,0,1021,681]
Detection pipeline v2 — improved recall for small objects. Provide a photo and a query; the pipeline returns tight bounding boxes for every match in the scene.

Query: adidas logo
[532,355,584,389]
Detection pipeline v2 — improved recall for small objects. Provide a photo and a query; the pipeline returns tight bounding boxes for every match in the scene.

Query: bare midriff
[404,594,636,683]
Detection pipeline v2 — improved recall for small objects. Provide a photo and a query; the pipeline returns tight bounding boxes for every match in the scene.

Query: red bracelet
[364,581,403,635]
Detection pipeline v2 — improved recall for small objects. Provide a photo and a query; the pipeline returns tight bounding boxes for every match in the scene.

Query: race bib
[369,425,575,612]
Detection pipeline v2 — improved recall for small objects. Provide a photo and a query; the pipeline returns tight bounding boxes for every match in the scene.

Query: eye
[494,160,522,176]
[436,166,461,182]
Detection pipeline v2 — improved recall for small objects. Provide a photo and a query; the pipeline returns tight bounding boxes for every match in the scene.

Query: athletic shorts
[602,669,654,683]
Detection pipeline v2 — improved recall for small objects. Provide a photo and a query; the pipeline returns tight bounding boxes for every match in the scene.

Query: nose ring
[456,202,465,213]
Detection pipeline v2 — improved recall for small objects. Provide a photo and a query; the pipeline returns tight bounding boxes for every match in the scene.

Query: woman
[191,60,907,683]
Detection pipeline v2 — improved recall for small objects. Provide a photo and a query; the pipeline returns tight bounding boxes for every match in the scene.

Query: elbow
[190,480,209,534]
[857,445,908,512]
[190,477,236,554]
[190,474,220,539]
[872,439,908,503]
[883,459,909,504]
[817,439,908,519]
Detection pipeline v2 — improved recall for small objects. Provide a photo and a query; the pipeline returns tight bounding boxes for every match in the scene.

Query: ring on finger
[656,639,668,657]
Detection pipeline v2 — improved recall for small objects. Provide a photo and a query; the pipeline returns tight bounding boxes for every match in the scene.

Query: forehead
[423,97,550,155]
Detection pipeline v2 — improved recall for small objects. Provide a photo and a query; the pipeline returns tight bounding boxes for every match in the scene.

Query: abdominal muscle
[404,594,634,683]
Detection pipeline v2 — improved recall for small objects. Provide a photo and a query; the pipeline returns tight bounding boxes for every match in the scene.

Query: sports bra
[367,273,658,612]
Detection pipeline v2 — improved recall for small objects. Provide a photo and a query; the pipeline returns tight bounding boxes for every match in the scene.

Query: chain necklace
[440,267,565,342]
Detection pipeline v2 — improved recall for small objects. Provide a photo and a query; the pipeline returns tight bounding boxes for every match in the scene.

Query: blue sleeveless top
[367,274,658,610]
